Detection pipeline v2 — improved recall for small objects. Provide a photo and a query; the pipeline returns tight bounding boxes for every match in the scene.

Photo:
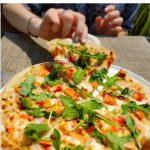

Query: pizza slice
[46,38,115,93]
[46,38,115,71]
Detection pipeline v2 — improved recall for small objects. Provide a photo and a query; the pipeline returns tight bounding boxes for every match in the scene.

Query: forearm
[2,3,42,36]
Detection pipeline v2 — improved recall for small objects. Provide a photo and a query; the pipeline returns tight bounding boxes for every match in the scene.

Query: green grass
[133,4,150,36]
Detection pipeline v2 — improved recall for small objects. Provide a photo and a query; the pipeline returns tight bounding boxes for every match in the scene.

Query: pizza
[1,39,150,150]
[46,39,115,70]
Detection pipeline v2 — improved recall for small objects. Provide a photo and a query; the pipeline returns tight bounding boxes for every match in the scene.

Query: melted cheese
[88,139,107,150]
[144,119,150,140]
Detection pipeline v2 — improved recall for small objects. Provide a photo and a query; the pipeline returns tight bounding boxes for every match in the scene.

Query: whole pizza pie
[1,39,150,150]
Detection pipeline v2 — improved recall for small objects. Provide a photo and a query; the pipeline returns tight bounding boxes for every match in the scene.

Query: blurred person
[2,4,138,42]
[26,4,138,36]
[76,4,138,36]
[2,4,88,43]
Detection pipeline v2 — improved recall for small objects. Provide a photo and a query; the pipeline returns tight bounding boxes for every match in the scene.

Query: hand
[95,5,123,36]
[30,8,88,43]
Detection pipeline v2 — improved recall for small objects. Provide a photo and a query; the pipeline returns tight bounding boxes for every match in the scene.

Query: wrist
[28,16,42,37]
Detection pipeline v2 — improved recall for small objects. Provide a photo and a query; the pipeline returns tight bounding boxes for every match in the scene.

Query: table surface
[1,33,150,87]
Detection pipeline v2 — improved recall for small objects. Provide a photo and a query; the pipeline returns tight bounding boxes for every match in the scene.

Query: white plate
[109,65,150,87]
[87,34,101,45]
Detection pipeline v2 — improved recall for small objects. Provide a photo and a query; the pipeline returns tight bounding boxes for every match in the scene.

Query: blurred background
[133,4,150,36]
[1,4,150,37]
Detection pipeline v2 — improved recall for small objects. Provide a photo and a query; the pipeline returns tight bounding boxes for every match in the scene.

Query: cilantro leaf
[140,104,150,115]
[121,101,150,115]
[42,110,60,118]
[121,88,132,96]
[48,64,62,80]
[29,92,55,101]
[42,64,63,86]
[46,80,64,86]
[25,108,45,117]
[62,107,79,120]
[93,53,107,62]
[24,123,49,141]
[112,87,132,99]
[25,108,60,118]
[53,63,63,70]
[61,44,107,68]
[20,98,60,118]
[52,129,61,150]
[78,100,101,113]
[125,116,142,149]
[65,84,119,127]
[107,131,131,150]
[73,68,85,84]
[19,98,34,109]
[61,95,77,108]
[89,68,119,89]
[76,56,90,69]
[92,127,107,144]
[125,115,135,131]
[19,75,35,96]
[89,68,108,84]
[104,76,118,89]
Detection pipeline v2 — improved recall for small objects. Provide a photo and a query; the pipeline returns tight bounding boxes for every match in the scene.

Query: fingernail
[104,15,108,19]
[105,7,108,12]
[82,38,87,44]
[74,36,80,42]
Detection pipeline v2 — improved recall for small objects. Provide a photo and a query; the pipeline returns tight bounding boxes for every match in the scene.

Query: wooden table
[1,33,150,87]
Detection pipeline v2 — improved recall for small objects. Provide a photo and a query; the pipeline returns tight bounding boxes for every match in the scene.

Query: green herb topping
[73,68,85,84]
[52,129,61,150]
[24,123,49,141]
[19,75,35,96]
[125,116,141,149]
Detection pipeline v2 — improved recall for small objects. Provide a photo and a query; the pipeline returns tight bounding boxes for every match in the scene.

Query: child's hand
[33,8,88,43]
[95,5,123,36]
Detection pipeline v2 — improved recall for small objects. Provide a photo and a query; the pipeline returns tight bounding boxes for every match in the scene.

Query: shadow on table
[5,33,53,65]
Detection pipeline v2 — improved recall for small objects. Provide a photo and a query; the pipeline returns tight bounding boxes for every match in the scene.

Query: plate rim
[111,65,150,87]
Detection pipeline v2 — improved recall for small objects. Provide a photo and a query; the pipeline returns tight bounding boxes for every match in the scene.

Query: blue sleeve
[121,4,139,33]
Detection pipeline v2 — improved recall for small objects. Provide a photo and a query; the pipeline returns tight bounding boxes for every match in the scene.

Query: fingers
[95,5,123,36]
[45,8,62,33]
[104,5,115,13]
[61,10,74,37]
[60,10,88,42]
[80,25,88,43]
[110,26,123,35]
[95,16,103,34]
[73,12,87,42]
[105,10,120,21]
[109,17,123,27]
[41,8,88,42]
